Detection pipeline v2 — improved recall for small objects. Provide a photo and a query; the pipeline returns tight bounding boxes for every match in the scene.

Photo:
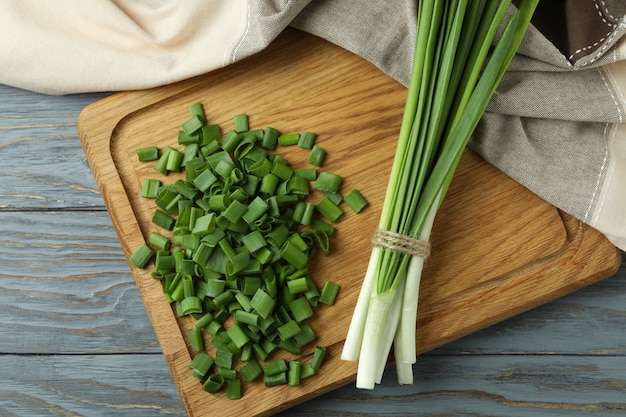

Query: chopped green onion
[195,312,215,329]
[213,290,235,310]
[240,360,263,382]
[277,320,301,340]
[183,115,205,135]
[307,145,326,166]
[240,343,254,362]
[226,323,250,349]
[271,159,293,181]
[247,157,273,177]
[278,133,300,146]
[286,175,310,196]
[279,338,301,355]
[252,343,269,361]
[215,349,234,369]
[279,240,308,269]
[241,230,267,254]
[234,292,253,312]
[223,200,248,223]
[189,352,214,379]
[314,172,342,193]
[190,327,204,351]
[165,147,184,172]
[152,210,175,230]
[242,196,268,225]
[319,280,340,305]
[263,359,288,376]
[202,374,224,394]
[154,147,172,175]
[155,253,175,274]
[264,372,287,387]
[129,243,154,269]
[233,310,259,327]
[234,113,249,132]
[206,320,222,337]
[297,131,317,149]
[311,218,335,237]
[286,277,309,295]
[136,146,159,162]
[258,173,279,196]
[343,189,368,213]
[300,202,315,226]
[250,289,275,319]
[221,130,243,153]
[191,214,216,237]
[201,124,221,144]
[218,367,237,380]
[189,102,207,124]
[141,178,160,199]
[322,190,343,206]
[300,363,316,379]
[315,197,343,223]
[178,129,199,145]
[288,361,301,386]
[192,167,218,192]
[288,296,314,323]
[149,232,171,251]
[132,103,372,398]
[311,346,326,371]
[293,324,317,348]
[225,379,241,400]
[262,127,280,150]
[294,167,317,181]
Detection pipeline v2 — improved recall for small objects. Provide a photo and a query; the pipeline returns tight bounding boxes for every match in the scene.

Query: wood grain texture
[0,90,109,210]
[279,351,626,416]
[76,29,621,417]
[0,355,185,417]
[0,211,160,354]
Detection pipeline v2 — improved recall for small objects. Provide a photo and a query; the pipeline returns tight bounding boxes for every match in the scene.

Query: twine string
[372,229,431,259]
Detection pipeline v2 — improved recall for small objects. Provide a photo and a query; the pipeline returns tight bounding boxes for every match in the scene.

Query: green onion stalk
[341,0,539,389]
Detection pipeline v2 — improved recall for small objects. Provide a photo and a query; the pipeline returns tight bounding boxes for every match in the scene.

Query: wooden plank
[279,354,626,416]
[76,28,621,416]
[0,85,109,210]
[0,354,186,417]
[0,134,104,210]
[3,353,626,417]
[0,85,108,127]
[0,211,160,354]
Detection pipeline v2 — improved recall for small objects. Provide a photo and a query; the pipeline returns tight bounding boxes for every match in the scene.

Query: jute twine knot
[372,229,431,259]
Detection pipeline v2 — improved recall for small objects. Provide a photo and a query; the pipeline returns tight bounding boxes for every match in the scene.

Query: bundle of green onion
[341,0,539,389]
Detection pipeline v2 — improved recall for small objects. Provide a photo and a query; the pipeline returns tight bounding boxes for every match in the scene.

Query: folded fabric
[2,0,625,251]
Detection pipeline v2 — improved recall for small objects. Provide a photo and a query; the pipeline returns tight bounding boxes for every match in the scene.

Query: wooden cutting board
[77,28,621,417]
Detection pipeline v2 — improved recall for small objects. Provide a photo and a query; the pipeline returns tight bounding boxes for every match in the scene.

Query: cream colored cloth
[2,0,626,252]
[1,1,248,94]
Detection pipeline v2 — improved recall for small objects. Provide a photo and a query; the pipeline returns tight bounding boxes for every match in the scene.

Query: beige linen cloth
[3,0,626,251]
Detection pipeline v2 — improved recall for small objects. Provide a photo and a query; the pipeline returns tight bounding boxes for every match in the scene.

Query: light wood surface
[2,28,625,417]
[74,29,620,416]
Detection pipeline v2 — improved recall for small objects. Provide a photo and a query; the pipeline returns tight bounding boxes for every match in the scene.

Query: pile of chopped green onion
[130,103,367,399]
[341,0,539,389]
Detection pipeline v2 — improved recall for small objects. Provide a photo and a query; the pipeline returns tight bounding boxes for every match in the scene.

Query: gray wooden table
[1,82,626,416]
